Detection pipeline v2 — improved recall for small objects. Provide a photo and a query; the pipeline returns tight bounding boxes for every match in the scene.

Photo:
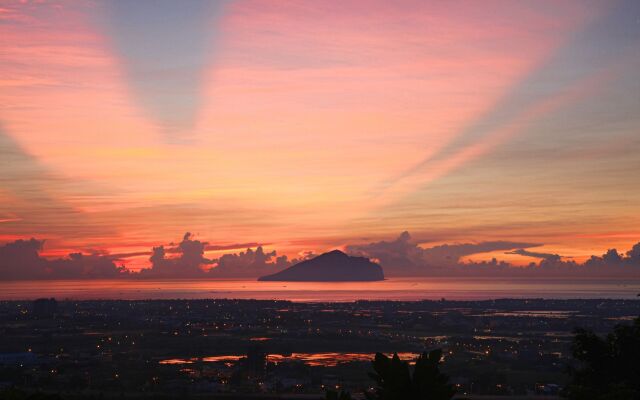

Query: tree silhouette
[366,349,455,400]
[564,316,640,399]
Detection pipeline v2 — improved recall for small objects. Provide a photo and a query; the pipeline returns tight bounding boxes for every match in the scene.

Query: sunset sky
[1,0,639,272]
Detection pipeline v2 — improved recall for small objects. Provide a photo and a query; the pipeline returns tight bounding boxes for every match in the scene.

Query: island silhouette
[258,250,385,282]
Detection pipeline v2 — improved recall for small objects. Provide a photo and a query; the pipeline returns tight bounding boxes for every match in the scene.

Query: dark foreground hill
[258,250,384,282]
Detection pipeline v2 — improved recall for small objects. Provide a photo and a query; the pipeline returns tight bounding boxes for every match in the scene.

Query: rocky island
[258,250,384,282]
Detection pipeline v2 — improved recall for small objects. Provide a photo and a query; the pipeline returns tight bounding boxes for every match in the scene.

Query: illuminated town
[1,298,638,398]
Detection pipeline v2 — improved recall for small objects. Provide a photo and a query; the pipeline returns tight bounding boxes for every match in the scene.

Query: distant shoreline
[0,276,638,302]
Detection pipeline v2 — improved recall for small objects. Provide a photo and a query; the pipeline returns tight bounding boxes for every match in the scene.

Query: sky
[1,0,639,277]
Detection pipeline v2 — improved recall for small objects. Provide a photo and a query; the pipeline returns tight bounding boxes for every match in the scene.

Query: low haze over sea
[2,277,638,302]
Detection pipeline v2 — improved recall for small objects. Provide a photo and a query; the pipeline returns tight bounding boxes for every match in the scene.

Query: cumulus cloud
[0,238,128,280]
[138,233,289,278]
[626,242,640,263]
[0,232,288,280]
[46,253,129,279]
[2,231,639,280]
[0,238,47,280]
[208,246,290,278]
[345,231,423,274]
[346,232,640,277]
[139,232,212,278]
[422,241,542,266]
[346,231,538,276]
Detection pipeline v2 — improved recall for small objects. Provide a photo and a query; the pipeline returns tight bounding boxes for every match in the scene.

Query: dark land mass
[258,250,384,282]
[0,298,639,399]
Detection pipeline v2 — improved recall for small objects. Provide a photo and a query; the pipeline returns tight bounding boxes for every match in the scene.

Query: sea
[0,277,638,301]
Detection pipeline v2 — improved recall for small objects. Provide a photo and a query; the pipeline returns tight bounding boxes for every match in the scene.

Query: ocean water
[0,277,638,301]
